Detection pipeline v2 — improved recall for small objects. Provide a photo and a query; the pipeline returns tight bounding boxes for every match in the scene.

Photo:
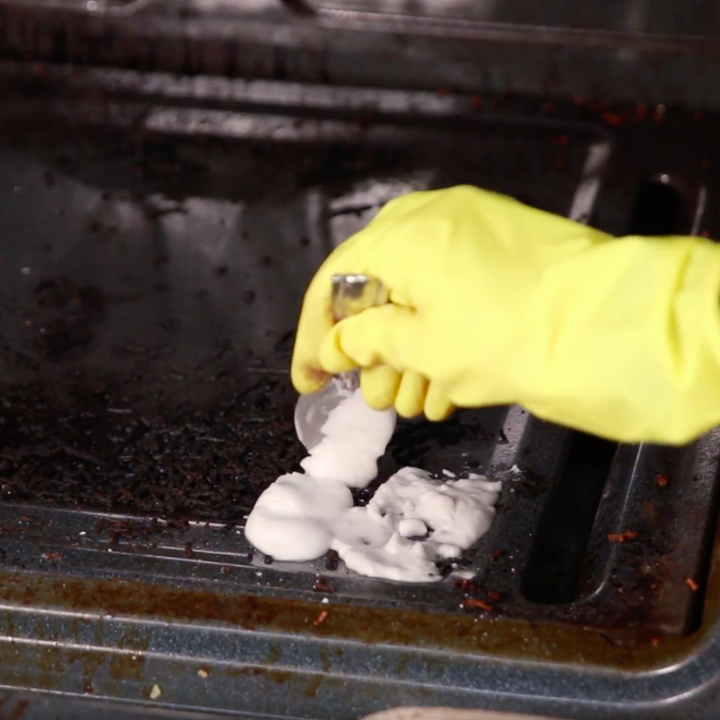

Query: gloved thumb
[318,303,419,376]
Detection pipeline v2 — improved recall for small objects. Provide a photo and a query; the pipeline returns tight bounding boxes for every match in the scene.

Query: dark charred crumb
[213,265,229,277]
[263,554,274,565]
[313,579,336,594]
[324,550,340,571]
[184,541,193,557]
[491,549,504,561]
[454,578,477,593]
[242,290,256,305]
[41,551,62,561]
[0,528,23,537]
[355,114,375,130]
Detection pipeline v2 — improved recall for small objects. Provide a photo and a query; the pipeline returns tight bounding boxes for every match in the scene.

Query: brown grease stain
[0,569,710,672]
[228,666,292,684]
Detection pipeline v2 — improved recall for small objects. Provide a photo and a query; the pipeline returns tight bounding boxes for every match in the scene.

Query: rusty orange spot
[470,96,482,109]
[608,530,638,543]
[548,134,570,147]
[655,474,669,487]
[313,610,329,626]
[686,577,699,592]
[436,87,452,97]
[650,638,660,647]
[601,112,623,127]
[462,598,493,612]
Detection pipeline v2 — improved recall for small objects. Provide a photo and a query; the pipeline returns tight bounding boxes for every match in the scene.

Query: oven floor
[0,61,720,719]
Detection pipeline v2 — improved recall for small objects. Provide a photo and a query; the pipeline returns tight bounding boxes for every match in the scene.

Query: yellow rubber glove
[291,185,720,445]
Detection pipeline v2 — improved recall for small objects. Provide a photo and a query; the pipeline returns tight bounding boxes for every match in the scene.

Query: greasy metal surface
[3,0,720,111]
[0,61,720,719]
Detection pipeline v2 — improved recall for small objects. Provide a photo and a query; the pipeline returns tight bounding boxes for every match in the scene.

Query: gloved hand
[291,185,720,445]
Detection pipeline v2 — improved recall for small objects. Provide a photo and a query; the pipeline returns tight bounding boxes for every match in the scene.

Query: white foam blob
[398,518,428,538]
[245,389,502,582]
[370,467,502,548]
[333,527,441,583]
[331,467,500,583]
[300,388,396,488]
[244,472,353,561]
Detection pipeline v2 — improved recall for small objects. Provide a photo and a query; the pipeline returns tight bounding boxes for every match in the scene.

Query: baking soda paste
[244,386,501,582]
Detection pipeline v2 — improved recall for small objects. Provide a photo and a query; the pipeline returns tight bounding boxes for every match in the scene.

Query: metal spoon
[294,274,388,451]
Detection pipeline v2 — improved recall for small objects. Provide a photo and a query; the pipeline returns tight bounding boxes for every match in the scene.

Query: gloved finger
[424,382,455,421]
[318,304,418,374]
[360,365,402,410]
[290,235,368,395]
[395,370,427,418]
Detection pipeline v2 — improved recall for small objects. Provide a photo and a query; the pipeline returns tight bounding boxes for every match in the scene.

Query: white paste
[331,467,500,583]
[244,472,352,561]
[370,467,501,548]
[333,525,441,583]
[300,388,396,488]
[245,388,502,582]
[398,518,428,538]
